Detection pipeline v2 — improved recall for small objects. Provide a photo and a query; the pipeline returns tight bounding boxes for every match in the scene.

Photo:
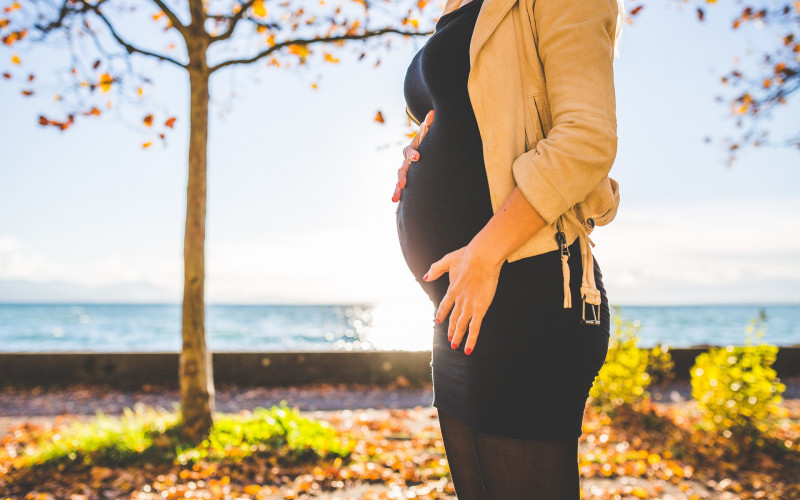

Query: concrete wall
[1,348,798,389]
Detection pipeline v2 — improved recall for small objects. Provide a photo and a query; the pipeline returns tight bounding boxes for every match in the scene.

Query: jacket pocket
[532,92,553,139]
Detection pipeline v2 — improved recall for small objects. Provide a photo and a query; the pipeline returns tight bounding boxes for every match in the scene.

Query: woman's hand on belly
[392,109,435,203]
[423,243,502,356]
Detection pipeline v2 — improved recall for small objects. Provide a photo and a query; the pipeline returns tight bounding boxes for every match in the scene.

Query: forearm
[468,185,548,268]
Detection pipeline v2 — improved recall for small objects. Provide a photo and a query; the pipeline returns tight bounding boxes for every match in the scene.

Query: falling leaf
[11,53,20,64]
[630,5,643,15]
[137,87,144,96]
[142,142,152,148]
[374,111,385,124]
[324,52,339,63]
[165,117,176,128]
[697,8,704,21]
[21,89,32,95]
[143,114,154,126]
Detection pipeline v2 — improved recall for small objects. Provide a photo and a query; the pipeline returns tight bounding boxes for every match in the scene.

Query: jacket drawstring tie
[557,214,602,325]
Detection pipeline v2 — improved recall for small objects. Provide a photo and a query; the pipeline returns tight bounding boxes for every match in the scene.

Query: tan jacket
[405,0,621,316]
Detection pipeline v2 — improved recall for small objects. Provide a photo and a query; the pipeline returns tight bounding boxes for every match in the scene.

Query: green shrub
[589,308,656,413]
[690,311,786,440]
[646,343,675,386]
[13,401,353,470]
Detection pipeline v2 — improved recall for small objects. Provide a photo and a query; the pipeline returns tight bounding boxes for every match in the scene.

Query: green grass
[12,401,353,469]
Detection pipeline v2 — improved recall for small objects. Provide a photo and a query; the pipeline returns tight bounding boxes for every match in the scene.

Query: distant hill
[0,279,179,303]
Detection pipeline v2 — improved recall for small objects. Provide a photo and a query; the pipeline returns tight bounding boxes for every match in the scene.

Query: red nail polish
[423,272,429,281]
[451,341,457,349]
[465,347,472,355]
[435,317,441,324]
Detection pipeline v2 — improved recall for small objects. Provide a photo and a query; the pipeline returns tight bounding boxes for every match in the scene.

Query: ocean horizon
[0,302,798,353]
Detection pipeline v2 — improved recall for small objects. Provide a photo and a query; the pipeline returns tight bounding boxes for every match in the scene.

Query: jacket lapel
[469,0,519,67]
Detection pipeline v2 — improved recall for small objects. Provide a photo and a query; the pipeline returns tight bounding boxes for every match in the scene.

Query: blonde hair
[612,0,627,59]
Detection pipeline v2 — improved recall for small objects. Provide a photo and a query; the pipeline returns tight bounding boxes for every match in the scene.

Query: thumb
[423,253,450,282]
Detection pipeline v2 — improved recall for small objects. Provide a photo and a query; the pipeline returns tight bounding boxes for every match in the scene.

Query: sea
[0,302,798,352]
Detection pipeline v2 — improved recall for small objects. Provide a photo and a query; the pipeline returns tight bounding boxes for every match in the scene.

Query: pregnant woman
[393,0,624,497]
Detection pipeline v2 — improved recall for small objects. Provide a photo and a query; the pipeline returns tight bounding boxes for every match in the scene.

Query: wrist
[467,230,507,270]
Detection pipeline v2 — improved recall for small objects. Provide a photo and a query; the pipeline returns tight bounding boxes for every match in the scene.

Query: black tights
[437,408,580,500]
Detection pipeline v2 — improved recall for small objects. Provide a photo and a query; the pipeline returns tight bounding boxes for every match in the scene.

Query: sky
[1,0,799,307]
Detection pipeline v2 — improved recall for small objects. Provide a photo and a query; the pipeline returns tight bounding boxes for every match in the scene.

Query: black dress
[396,0,611,441]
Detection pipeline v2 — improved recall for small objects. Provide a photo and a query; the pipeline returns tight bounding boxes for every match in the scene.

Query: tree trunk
[180,51,215,442]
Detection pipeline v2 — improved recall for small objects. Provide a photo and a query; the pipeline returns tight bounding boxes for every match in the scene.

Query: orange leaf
[11,53,20,64]
[164,117,176,128]
[252,0,267,17]
[142,142,152,148]
[98,73,113,93]
[0,18,9,28]
[374,111,385,124]
[630,5,643,15]
[143,114,154,126]
[324,52,339,63]
[21,89,32,96]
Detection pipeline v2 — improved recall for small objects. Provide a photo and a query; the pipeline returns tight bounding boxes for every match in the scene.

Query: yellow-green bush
[589,308,661,413]
[690,312,786,439]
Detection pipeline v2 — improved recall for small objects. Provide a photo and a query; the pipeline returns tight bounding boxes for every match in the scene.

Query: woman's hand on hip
[423,241,502,355]
[392,109,435,203]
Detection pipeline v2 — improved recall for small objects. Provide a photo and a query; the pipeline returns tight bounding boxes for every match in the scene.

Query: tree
[626,0,800,165]
[0,0,432,443]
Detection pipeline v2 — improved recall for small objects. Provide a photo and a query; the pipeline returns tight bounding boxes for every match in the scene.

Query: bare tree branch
[209,27,432,73]
[188,0,207,29]
[78,0,188,68]
[151,0,189,35]
[209,0,259,43]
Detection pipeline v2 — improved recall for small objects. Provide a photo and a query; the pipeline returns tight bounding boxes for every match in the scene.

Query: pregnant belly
[395,130,494,281]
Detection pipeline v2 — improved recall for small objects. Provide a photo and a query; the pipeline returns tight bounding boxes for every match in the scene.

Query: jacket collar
[469,0,519,67]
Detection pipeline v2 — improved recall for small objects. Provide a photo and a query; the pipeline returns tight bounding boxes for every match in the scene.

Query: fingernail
[447,333,452,341]
[422,272,429,281]
[465,347,472,355]
[435,317,441,324]
[451,341,457,349]
[412,153,419,160]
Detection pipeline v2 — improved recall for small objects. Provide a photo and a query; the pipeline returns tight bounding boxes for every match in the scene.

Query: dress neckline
[436,0,483,28]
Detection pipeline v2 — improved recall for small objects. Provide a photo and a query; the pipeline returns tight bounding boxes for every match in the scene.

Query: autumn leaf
[252,0,267,18]
[165,117,176,128]
[324,52,339,63]
[630,5,643,16]
[143,114,154,127]
[288,43,310,61]
[142,141,152,148]
[374,111,385,124]
[11,53,20,64]
[98,73,114,93]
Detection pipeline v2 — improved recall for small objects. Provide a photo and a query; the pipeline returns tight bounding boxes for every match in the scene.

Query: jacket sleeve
[510,0,619,226]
